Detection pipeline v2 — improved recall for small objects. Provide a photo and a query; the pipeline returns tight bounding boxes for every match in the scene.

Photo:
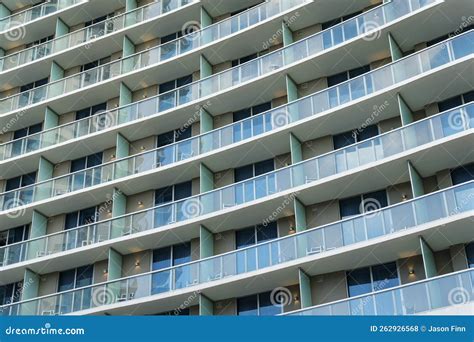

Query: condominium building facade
[0,0,473,316]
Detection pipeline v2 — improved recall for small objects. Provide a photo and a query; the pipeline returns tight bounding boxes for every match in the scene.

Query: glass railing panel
[289,269,474,315]
[0,0,445,160]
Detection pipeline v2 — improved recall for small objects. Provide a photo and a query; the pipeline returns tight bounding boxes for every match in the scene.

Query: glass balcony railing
[0,101,472,268]
[0,0,86,32]
[0,28,472,212]
[1,181,472,315]
[287,268,474,316]
[0,0,195,71]
[0,0,439,114]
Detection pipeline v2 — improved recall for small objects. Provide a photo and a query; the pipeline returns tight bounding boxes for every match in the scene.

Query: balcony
[0,0,86,33]
[0,0,197,72]
[286,268,474,315]
[0,0,441,116]
[0,181,472,315]
[0,30,472,213]
[0,102,472,270]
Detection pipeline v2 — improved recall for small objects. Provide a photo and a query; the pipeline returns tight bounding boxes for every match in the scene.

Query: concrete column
[290,133,304,186]
[43,107,59,147]
[125,0,137,26]
[408,161,424,197]
[200,7,212,28]
[111,188,127,238]
[115,133,130,179]
[294,197,307,232]
[398,93,414,126]
[126,0,137,11]
[199,294,214,315]
[200,163,214,193]
[388,33,403,61]
[0,48,4,71]
[20,269,40,315]
[118,82,133,124]
[107,248,123,304]
[0,3,11,19]
[200,55,212,79]
[200,7,213,45]
[35,157,54,201]
[49,62,65,97]
[298,268,312,309]
[27,211,48,260]
[108,248,123,280]
[449,244,468,271]
[200,225,214,258]
[286,75,298,103]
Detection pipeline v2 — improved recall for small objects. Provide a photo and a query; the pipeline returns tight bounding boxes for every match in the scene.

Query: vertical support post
[20,269,40,315]
[43,107,59,147]
[108,248,123,281]
[286,75,298,103]
[35,157,54,201]
[388,33,403,61]
[398,93,414,126]
[111,188,127,238]
[200,225,214,258]
[118,83,133,124]
[27,211,48,260]
[294,197,307,232]
[0,48,4,71]
[125,0,137,26]
[122,36,136,73]
[0,3,11,19]
[294,197,307,258]
[290,133,304,186]
[298,268,312,309]
[199,294,214,315]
